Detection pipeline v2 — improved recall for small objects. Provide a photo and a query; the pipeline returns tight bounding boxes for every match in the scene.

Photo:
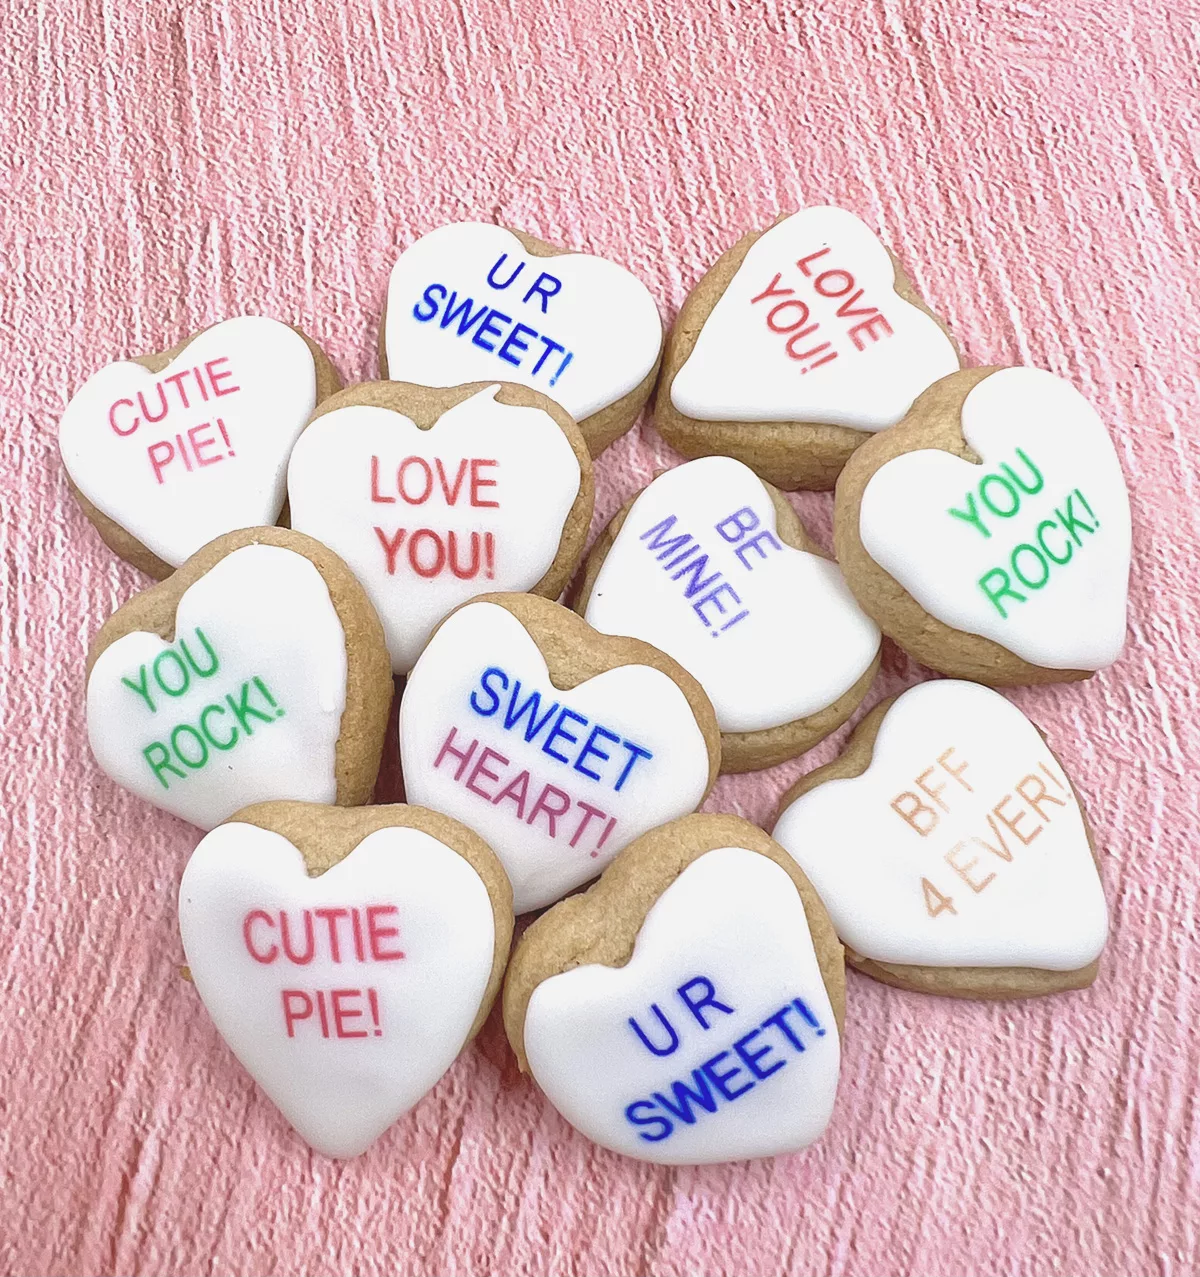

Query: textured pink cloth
[2,0,1197,1273]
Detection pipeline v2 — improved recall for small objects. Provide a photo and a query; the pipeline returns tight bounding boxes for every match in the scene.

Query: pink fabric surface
[2,0,1197,1273]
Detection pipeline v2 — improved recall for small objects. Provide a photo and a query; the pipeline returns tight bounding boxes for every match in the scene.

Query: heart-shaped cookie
[59,317,340,577]
[381,222,663,456]
[179,802,512,1158]
[835,367,1132,682]
[773,680,1108,997]
[399,595,719,912]
[86,528,392,830]
[287,381,593,674]
[504,814,844,1164]
[656,206,960,490]
[575,455,880,772]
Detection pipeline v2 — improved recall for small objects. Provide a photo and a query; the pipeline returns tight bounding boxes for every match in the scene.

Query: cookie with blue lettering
[85,527,393,830]
[772,680,1108,998]
[834,367,1133,683]
[59,317,341,579]
[574,456,881,773]
[287,379,593,674]
[380,223,663,457]
[399,593,720,913]
[655,206,960,491]
[503,812,844,1164]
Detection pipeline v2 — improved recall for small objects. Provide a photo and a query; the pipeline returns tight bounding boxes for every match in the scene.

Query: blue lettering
[503,682,560,743]
[574,724,619,782]
[439,291,489,336]
[735,529,782,570]
[486,253,524,290]
[498,322,538,368]
[543,707,587,764]
[639,516,693,561]
[472,308,510,352]
[629,1004,680,1057]
[531,335,564,374]
[677,976,735,1029]
[614,741,652,792]
[624,1100,673,1143]
[412,283,446,322]
[733,1028,785,1080]
[671,554,720,599]
[523,270,562,312]
[652,1070,719,1126]
[700,1050,754,1102]
[469,667,509,717]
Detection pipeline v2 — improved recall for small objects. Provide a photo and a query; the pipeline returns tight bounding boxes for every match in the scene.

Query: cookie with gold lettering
[59,317,340,577]
[772,680,1108,998]
[834,367,1133,684]
[503,813,844,1164]
[179,801,513,1157]
[656,206,959,490]
[86,527,392,830]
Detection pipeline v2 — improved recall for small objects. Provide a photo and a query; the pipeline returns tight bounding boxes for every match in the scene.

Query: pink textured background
[2,1,1197,1273]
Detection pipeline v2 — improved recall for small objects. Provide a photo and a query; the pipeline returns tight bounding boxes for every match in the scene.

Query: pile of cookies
[60,208,1131,1166]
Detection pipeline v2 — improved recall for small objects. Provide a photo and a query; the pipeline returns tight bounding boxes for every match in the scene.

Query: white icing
[523,847,840,1164]
[59,317,318,567]
[859,368,1132,670]
[400,602,710,912]
[383,222,661,422]
[287,385,583,675]
[87,545,348,830]
[179,821,496,1158]
[584,456,880,734]
[773,680,1108,970]
[671,206,958,430]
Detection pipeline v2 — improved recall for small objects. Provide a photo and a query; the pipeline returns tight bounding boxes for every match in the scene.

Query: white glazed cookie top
[400,601,711,913]
[288,385,583,674]
[671,206,958,430]
[585,455,880,733]
[59,316,318,567]
[179,821,496,1158]
[384,223,662,421]
[87,544,348,830]
[522,846,841,1165]
[773,679,1109,970]
[858,368,1132,670]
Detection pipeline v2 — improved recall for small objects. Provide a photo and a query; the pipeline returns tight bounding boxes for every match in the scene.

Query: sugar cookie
[772,680,1108,998]
[399,594,719,913]
[656,206,959,490]
[380,222,662,456]
[59,317,340,576]
[86,528,392,829]
[287,380,592,674]
[834,367,1132,683]
[503,813,844,1164]
[179,801,512,1157]
[575,455,880,772]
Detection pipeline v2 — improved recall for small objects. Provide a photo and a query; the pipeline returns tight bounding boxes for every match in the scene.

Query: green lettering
[200,703,238,750]
[1055,493,1095,546]
[153,649,190,698]
[979,473,1020,519]
[1037,518,1072,565]
[180,628,220,678]
[226,681,275,735]
[947,491,990,539]
[979,567,1026,619]
[1000,448,1044,496]
[1011,543,1050,590]
[143,741,184,789]
[171,724,209,770]
[121,666,156,713]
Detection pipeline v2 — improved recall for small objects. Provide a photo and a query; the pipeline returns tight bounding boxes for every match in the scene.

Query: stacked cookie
[60,208,1131,1165]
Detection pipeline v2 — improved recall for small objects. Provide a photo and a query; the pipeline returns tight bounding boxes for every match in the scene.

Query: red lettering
[371,455,396,503]
[526,783,572,836]
[313,908,348,962]
[766,300,811,333]
[148,439,175,484]
[569,800,607,849]
[108,398,138,436]
[398,456,433,504]
[374,526,406,574]
[188,422,223,466]
[408,529,446,577]
[206,357,240,397]
[366,905,405,960]
[796,248,831,276]
[470,458,499,507]
[750,272,793,305]
[243,909,278,963]
[433,726,478,780]
[331,989,368,1038]
[814,268,854,298]
[835,289,876,319]
[162,370,192,408]
[435,457,469,505]
[282,989,313,1037]
[849,313,894,350]
[466,746,508,800]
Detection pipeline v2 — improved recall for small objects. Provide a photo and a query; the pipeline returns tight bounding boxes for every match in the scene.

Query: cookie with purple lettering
[380,223,663,457]
[772,680,1108,998]
[59,317,341,577]
[656,206,959,490]
[834,367,1132,683]
[86,527,392,830]
[399,593,720,913]
[179,801,513,1157]
[574,456,880,772]
[503,813,844,1164]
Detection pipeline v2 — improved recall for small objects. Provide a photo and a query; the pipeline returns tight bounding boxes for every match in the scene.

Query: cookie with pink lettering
[287,381,593,674]
[574,456,880,772]
[503,813,844,1164]
[59,317,340,577]
[86,527,392,830]
[656,206,960,490]
[179,801,513,1157]
[399,593,720,913]
[380,223,663,457]
[834,367,1132,683]
[772,680,1108,998]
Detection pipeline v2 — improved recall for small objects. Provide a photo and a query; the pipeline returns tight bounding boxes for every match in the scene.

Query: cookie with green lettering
[834,366,1133,684]
[85,526,393,830]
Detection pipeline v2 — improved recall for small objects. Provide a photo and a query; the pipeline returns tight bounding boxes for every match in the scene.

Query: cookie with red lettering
[287,381,593,674]
[655,206,960,490]
[399,593,720,913]
[574,456,880,772]
[503,813,843,1164]
[772,680,1108,998]
[380,223,663,457]
[86,527,392,830]
[834,367,1133,684]
[59,317,340,577]
[179,801,513,1157]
